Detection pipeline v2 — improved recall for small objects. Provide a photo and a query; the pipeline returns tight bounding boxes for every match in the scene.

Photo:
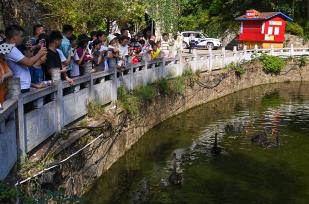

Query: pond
[84,82,309,204]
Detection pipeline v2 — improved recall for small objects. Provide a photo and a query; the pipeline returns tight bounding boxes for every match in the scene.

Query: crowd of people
[0,23,183,110]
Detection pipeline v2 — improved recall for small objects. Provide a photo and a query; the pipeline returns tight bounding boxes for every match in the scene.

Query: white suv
[181,31,221,49]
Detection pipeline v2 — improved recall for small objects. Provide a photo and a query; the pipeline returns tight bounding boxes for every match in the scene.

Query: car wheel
[206,42,214,50]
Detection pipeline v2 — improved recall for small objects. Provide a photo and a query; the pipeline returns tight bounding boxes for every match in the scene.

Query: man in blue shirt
[60,24,74,71]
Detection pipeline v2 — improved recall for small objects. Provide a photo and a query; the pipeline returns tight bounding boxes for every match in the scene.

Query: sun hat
[108,34,117,44]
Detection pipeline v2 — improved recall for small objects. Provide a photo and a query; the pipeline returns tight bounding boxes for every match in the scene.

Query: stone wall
[56,59,309,195]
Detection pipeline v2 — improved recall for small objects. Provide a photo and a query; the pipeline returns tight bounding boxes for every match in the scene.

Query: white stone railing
[0,45,308,180]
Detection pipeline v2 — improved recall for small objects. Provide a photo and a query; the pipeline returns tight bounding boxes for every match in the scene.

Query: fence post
[55,80,63,132]
[270,45,274,56]
[177,54,183,76]
[111,69,118,101]
[254,44,258,53]
[243,45,247,61]
[233,46,238,63]
[89,73,94,100]
[7,78,26,160]
[143,61,148,85]
[290,44,294,56]
[17,95,26,160]
[162,57,166,78]
[208,47,213,72]
[222,47,226,68]
[129,64,134,90]
[51,69,64,132]
[192,49,198,72]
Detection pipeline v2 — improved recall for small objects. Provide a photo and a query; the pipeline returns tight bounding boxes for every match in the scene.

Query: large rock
[284,34,309,48]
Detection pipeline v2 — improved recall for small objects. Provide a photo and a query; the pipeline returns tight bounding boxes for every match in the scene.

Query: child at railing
[69,35,81,78]
[92,39,105,72]
[0,51,13,110]
[29,44,53,89]
[149,41,162,60]
[77,38,94,75]
[28,35,52,89]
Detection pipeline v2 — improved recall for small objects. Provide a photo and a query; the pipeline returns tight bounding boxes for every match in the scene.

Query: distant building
[235,9,293,49]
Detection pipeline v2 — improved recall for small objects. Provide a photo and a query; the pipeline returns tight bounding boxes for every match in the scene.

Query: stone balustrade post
[6,78,21,99]
[208,47,213,72]
[290,44,294,56]
[233,46,238,63]
[192,49,198,72]
[270,45,274,56]
[129,64,134,90]
[243,45,247,61]
[222,47,226,68]
[51,68,64,132]
[143,61,148,85]
[7,78,27,160]
[254,44,258,53]
[89,73,94,100]
[162,57,166,78]
[111,69,118,101]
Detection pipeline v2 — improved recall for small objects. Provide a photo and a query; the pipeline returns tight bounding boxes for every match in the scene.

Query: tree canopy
[34,0,309,37]
[178,0,308,37]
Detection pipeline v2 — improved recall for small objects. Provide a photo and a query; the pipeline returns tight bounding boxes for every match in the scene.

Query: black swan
[263,133,280,149]
[251,128,269,144]
[168,153,182,185]
[211,133,222,155]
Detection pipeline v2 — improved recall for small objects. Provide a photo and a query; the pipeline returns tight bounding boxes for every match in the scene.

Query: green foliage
[118,85,140,115]
[134,85,156,102]
[118,69,199,114]
[178,0,306,39]
[170,76,186,94]
[0,182,18,203]
[227,62,245,77]
[182,68,194,78]
[79,118,89,127]
[155,79,171,95]
[299,56,308,68]
[87,101,105,118]
[259,54,286,74]
[145,0,181,33]
[286,22,304,37]
[39,0,146,32]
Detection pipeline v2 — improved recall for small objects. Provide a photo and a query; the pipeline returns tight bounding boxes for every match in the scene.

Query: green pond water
[85,82,309,204]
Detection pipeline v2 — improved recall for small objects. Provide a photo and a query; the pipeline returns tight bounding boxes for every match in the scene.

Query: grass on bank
[117,68,199,114]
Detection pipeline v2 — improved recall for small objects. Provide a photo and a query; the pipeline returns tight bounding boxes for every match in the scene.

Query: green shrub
[0,182,18,203]
[87,101,105,118]
[227,62,245,77]
[286,22,304,37]
[259,54,286,74]
[118,85,140,115]
[299,56,308,68]
[134,85,156,102]
[182,68,194,78]
[155,79,170,95]
[170,76,185,94]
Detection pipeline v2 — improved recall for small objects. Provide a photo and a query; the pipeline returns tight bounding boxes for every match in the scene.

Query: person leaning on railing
[0,51,13,110]
[4,25,47,94]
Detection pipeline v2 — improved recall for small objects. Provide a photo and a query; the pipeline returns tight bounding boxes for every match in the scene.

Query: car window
[195,33,202,38]
[182,33,189,37]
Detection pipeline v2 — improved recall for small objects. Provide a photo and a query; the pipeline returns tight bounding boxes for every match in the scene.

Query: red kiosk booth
[235,9,293,49]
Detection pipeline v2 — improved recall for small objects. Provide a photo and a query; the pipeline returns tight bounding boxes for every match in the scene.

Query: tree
[145,0,181,34]
[39,0,146,33]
